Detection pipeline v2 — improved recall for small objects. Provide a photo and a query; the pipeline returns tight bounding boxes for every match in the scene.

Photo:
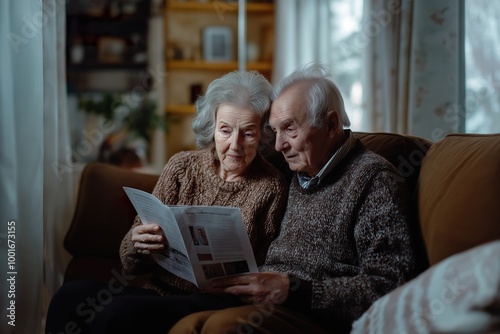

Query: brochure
[123,187,258,288]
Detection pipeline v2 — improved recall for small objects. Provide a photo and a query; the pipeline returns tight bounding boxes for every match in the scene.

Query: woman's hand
[205,272,290,304]
[131,224,165,255]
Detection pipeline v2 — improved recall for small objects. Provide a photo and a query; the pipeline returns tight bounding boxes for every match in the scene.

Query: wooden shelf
[167,1,274,14]
[166,60,272,71]
[164,0,274,160]
[66,0,151,92]
[166,104,196,114]
[68,62,148,71]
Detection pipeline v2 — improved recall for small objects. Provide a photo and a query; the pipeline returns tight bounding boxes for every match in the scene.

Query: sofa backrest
[354,132,433,195]
[418,133,500,265]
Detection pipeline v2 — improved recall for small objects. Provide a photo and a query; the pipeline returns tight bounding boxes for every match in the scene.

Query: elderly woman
[121,70,287,294]
[45,70,287,334]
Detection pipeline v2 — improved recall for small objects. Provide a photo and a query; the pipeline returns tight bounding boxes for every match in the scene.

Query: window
[329,0,364,130]
[464,0,500,133]
[327,0,500,134]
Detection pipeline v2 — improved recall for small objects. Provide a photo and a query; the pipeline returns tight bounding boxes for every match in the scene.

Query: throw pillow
[351,240,500,334]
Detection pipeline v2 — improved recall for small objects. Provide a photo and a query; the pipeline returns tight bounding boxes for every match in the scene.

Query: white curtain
[148,0,166,172]
[361,0,461,140]
[0,1,74,333]
[272,0,331,83]
[0,1,43,332]
[42,0,75,316]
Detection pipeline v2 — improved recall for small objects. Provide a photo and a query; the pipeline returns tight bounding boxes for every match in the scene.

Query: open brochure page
[123,187,258,288]
[122,187,197,285]
[169,206,258,288]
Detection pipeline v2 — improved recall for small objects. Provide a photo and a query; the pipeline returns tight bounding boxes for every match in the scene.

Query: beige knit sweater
[120,149,288,296]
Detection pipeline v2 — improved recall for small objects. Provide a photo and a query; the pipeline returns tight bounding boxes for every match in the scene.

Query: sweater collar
[297,130,356,189]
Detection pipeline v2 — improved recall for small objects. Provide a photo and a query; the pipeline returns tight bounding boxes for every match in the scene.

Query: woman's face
[214,104,262,181]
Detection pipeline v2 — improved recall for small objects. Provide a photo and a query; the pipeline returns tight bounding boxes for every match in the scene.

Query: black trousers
[45,279,243,334]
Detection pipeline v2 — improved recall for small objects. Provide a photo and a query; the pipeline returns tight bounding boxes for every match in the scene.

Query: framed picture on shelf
[66,0,105,16]
[97,36,126,64]
[202,26,233,62]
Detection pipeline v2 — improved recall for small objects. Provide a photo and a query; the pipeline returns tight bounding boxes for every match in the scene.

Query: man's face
[269,84,336,177]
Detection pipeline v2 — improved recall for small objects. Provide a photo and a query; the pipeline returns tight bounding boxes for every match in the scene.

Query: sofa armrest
[63,162,159,282]
[419,134,500,265]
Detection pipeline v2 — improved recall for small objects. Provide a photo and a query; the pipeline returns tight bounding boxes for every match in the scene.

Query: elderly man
[169,63,417,334]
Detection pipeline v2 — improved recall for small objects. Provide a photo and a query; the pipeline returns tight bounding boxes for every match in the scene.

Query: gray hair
[272,62,351,128]
[192,70,273,149]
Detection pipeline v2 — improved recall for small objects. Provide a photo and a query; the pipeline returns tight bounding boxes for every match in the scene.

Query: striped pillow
[351,240,500,334]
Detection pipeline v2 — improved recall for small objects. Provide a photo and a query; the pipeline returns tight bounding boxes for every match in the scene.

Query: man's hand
[206,272,289,304]
[131,224,165,255]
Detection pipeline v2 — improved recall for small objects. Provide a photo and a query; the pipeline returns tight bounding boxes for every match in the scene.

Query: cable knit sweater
[260,140,416,331]
[120,149,288,296]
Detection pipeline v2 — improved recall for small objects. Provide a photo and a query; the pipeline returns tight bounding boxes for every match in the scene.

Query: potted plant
[78,93,166,167]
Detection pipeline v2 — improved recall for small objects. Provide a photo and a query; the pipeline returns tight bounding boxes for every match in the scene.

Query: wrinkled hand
[131,224,165,255]
[205,272,289,304]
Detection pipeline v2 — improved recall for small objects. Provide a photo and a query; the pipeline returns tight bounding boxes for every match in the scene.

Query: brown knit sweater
[120,149,288,296]
[260,140,416,331]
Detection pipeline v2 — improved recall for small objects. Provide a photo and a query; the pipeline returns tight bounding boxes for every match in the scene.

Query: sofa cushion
[351,240,500,334]
[419,134,500,265]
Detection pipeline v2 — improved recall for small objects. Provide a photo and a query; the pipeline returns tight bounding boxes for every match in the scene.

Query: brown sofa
[351,133,500,333]
[62,132,500,331]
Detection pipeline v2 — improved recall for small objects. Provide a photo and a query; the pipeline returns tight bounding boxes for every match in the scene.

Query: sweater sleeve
[253,176,288,265]
[300,169,415,323]
[119,153,185,274]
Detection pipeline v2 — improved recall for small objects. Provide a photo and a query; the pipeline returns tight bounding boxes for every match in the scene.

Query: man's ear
[326,110,341,136]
